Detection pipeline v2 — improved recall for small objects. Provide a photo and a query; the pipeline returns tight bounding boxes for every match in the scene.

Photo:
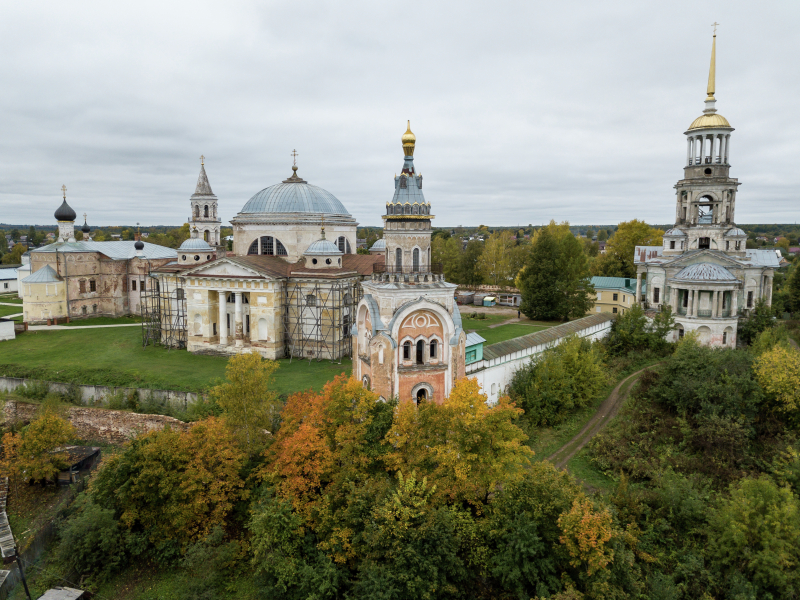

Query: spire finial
[321,215,325,239]
[706,24,718,101]
[61,184,67,200]
[200,154,204,166]
[401,121,416,157]
[291,149,298,167]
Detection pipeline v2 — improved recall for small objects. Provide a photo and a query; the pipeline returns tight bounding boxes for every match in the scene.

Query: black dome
[134,240,145,250]
[81,219,91,233]
[54,199,77,222]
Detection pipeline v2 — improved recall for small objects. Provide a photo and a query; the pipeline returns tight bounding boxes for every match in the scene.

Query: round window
[312,258,318,264]
[182,255,187,260]
[326,258,332,265]
[704,168,712,176]
[194,255,200,261]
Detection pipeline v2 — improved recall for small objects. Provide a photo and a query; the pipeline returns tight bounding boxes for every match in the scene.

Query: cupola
[304,223,342,269]
[55,185,77,243]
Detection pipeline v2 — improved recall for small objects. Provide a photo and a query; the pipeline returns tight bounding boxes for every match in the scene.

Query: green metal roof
[590,276,637,294]
[482,313,613,361]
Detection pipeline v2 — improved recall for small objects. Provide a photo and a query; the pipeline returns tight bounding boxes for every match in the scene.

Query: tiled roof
[483,313,613,361]
[33,241,177,260]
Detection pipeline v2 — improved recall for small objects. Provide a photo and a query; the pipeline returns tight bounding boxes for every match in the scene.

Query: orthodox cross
[200,155,205,165]
[291,149,299,166]
[83,213,87,221]
[61,184,67,199]
[711,22,719,34]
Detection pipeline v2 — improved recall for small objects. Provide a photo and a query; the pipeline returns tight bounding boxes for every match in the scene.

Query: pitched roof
[193,164,215,196]
[466,332,486,346]
[483,313,613,361]
[33,241,177,260]
[22,264,62,283]
[590,276,636,293]
[673,262,737,282]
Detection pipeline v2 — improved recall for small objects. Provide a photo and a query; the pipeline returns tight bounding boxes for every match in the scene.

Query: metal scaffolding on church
[141,273,188,350]
[282,279,361,362]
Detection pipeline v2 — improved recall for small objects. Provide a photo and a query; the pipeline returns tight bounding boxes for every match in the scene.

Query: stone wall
[0,377,200,410]
[1,400,190,444]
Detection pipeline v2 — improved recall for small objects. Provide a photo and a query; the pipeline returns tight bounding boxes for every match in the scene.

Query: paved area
[27,323,142,331]
[0,302,22,307]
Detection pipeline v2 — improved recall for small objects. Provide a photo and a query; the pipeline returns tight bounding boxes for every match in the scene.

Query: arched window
[413,248,420,272]
[388,205,393,215]
[194,205,199,218]
[396,247,402,269]
[403,341,411,360]
[429,339,437,359]
[204,205,209,217]
[336,236,352,254]
[204,230,209,242]
[405,204,411,215]
[306,294,316,307]
[247,236,288,256]
[416,388,427,403]
[412,204,419,214]
[416,340,424,364]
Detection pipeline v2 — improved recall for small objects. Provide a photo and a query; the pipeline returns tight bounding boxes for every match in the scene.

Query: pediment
[184,258,267,279]
[663,250,742,270]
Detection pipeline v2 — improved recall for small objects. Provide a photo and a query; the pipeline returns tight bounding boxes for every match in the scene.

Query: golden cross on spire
[200,155,205,165]
[712,21,719,35]
[83,212,87,221]
[61,184,67,199]
[291,149,299,166]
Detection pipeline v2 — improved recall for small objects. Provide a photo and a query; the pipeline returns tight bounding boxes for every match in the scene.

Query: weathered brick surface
[1,400,189,445]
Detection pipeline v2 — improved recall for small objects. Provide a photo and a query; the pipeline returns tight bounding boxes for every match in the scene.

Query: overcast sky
[1,1,798,229]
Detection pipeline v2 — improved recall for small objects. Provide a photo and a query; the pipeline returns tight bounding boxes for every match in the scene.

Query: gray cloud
[1,1,798,228]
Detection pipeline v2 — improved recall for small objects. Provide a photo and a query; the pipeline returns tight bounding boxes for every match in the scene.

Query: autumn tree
[591,220,663,278]
[2,409,75,483]
[91,417,246,543]
[432,234,463,283]
[385,377,532,505]
[459,239,485,286]
[2,243,26,265]
[753,345,800,415]
[478,230,517,287]
[558,497,616,577]
[210,352,281,456]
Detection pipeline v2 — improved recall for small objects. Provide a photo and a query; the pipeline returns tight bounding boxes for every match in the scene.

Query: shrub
[509,336,608,427]
[16,380,50,400]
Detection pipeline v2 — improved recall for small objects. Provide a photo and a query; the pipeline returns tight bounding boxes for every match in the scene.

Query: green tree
[785,266,800,314]
[708,477,800,599]
[604,303,675,356]
[597,229,608,242]
[738,299,775,346]
[2,243,26,265]
[209,352,281,456]
[432,235,462,283]
[591,220,663,278]
[459,240,484,286]
[517,222,594,321]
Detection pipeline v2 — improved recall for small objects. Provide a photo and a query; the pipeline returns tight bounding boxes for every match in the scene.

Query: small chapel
[634,31,779,346]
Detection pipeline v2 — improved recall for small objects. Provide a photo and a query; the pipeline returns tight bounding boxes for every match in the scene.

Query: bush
[604,303,675,356]
[509,336,608,427]
[16,380,51,400]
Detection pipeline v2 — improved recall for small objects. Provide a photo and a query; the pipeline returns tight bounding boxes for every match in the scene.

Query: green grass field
[0,326,351,396]
[479,324,549,345]
[0,305,22,317]
[0,296,23,304]
[62,315,142,326]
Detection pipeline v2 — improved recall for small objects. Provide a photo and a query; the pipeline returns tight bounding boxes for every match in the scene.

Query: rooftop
[33,240,177,260]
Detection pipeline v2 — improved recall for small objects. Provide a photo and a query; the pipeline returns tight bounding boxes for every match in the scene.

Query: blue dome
[179,238,213,251]
[240,181,350,215]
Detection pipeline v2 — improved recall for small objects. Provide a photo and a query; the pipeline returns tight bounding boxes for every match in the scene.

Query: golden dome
[401,120,416,156]
[687,113,731,131]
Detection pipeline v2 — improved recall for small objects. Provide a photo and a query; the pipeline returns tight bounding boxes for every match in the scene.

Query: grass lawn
[460,313,509,331]
[0,296,23,304]
[0,305,22,317]
[0,326,351,395]
[479,324,548,345]
[62,315,142,326]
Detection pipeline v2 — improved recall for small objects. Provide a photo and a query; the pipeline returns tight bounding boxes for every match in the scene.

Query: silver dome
[179,238,213,251]
[369,238,386,251]
[305,239,343,256]
[239,182,350,215]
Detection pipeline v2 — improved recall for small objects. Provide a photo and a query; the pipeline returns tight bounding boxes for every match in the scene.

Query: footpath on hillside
[546,365,654,471]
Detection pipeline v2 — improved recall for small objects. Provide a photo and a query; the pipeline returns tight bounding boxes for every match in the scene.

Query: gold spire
[61,184,67,200]
[401,120,416,157]
[200,154,205,166]
[321,215,326,239]
[706,24,718,101]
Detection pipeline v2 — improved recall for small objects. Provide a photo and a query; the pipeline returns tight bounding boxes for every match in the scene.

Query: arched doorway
[411,382,434,405]
[416,388,427,403]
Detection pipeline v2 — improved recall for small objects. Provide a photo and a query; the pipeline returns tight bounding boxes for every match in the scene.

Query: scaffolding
[141,273,188,350]
[283,279,361,362]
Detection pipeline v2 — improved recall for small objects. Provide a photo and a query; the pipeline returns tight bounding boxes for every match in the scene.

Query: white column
[712,290,719,317]
[635,272,642,304]
[686,137,693,165]
[725,135,731,163]
[218,291,227,345]
[672,288,680,313]
[688,289,694,316]
[234,291,243,347]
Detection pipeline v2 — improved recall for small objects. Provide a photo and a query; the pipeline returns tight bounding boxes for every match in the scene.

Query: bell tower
[189,155,222,246]
[382,122,433,273]
[672,29,742,255]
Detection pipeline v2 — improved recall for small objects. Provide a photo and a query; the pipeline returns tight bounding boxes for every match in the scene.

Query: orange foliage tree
[2,408,75,483]
[558,497,616,576]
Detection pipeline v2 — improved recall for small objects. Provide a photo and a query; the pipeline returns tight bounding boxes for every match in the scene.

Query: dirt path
[547,365,654,470]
